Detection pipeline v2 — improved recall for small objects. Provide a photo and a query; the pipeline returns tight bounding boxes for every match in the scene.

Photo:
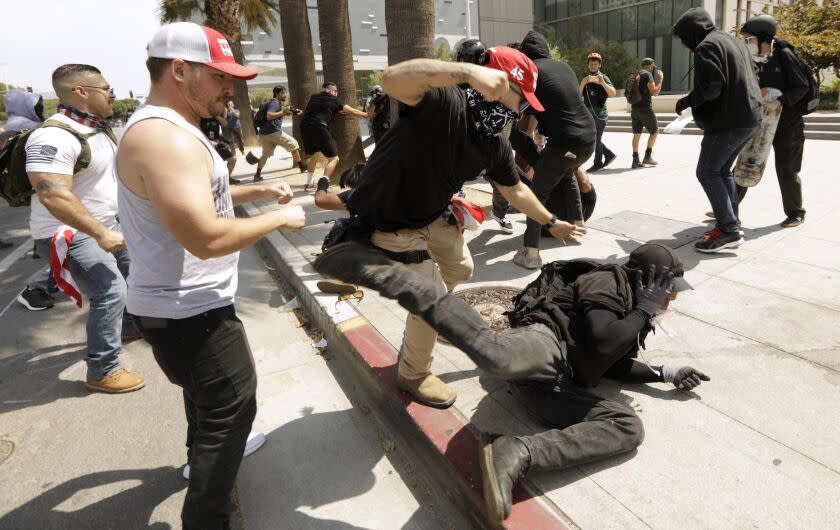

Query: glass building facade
[533,0,704,92]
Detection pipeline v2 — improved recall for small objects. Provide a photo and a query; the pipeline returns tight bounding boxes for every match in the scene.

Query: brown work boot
[86,369,146,393]
[397,373,456,409]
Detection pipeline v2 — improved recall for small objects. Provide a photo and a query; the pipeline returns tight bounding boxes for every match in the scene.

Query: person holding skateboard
[736,15,810,228]
[673,7,762,253]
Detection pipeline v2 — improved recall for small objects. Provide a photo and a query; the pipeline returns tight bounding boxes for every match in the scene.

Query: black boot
[480,434,531,523]
[631,153,644,169]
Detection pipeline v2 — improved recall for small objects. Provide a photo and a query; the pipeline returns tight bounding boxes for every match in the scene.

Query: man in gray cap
[630,57,664,169]
[314,241,708,523]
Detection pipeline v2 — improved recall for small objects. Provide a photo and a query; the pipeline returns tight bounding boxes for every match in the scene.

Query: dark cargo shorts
[631,107,658,134]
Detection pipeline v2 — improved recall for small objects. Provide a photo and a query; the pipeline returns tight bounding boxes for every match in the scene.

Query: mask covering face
[746,41,760,57]
[464,87,517,138]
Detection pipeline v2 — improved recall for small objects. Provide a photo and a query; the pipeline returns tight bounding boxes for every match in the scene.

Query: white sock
[306,172,314,187]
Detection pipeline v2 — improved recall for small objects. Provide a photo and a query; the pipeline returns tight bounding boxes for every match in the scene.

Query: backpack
[774,40,820,115]
[0,120,95,207]
[253,100,272,131]
[507,259,601,329]
[624,72,643,105]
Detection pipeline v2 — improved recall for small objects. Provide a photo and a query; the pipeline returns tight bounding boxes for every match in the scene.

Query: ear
[171,59,188,83]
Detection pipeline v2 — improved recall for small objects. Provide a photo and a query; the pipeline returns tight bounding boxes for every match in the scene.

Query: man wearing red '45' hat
[329,50,586,412]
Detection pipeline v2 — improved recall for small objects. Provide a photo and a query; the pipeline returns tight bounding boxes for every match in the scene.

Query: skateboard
[734,88,783,187]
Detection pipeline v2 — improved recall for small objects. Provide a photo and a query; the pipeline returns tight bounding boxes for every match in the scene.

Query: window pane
[594,13,608,42]
[637,3,654,39]
[581,0,594,14]
[622,6,637,41]
[608,9,622,42]
[654,0,672,36]
[558,0,568,18]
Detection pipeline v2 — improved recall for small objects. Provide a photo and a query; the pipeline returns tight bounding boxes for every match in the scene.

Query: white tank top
[117,104,238,319]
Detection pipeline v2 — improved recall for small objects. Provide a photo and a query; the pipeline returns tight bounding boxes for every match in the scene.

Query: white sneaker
[182,431,266,480]
[491,213,514,234]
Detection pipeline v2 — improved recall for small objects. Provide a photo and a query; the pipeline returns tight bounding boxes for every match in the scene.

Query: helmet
[586,52,603,63]
[456,39,487,65]
[371,84,383,95]
[741,15,777,41]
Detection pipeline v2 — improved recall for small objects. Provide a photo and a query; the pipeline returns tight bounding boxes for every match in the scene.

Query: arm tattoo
[35,180,66,192]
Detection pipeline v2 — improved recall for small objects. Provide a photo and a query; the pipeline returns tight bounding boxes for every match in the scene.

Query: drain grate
[0,440,14,467]
[438,286,519,343]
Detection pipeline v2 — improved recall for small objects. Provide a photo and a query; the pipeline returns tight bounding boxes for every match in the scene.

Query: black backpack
[253,100,272,130]
[508,259,601,328]
[775,40,820,115]
[0,121,94,207]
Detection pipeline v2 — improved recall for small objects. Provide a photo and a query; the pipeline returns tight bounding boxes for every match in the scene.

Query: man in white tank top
[115,23,305,530]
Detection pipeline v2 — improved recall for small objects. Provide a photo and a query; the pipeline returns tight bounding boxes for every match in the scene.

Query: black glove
[316,176,330,192]
[662,365,710,390]
[633,265,674,318]
[675,97,690,115]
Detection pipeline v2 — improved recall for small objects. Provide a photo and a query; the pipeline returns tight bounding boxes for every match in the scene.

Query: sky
[1,0,164,99]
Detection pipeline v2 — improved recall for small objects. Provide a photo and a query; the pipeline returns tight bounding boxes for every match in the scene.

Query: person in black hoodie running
[514,31,597,270]
[673,7,762,253]
[737,15,809,228]
[313,241,708,523]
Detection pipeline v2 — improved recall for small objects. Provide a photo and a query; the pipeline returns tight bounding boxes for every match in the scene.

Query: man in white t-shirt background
[23,64,145,394]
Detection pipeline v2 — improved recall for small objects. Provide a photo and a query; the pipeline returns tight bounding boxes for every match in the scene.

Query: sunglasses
[335,289,364,310]
[79,85,115,96]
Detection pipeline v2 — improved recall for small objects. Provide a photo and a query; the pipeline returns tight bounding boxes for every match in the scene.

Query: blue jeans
[593,116,613,166]
[35,230,130,380]
[696,125,760,233]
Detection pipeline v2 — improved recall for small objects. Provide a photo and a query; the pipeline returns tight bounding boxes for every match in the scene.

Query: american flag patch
[26,144,59,165]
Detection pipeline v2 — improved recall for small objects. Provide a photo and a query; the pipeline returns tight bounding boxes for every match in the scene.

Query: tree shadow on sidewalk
[0,342,90,415]
[0,466,185,530]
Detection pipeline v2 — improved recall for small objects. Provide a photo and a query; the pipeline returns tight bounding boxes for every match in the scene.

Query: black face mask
[464,87,517,138]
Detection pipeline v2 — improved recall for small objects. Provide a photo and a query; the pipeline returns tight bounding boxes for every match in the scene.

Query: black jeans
[135,305,257,530]
[376,265,644,472]
[737,110,806,218]
[524,141,595,248]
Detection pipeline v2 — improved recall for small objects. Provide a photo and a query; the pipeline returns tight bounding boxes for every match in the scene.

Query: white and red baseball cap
[485,46,544,112]
[147,22,257,80]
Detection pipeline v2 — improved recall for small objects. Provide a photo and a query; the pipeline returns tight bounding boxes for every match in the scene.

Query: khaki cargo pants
[372,217,474,380]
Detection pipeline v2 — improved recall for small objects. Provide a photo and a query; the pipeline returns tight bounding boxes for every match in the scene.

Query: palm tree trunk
[384,0,436,65]
[278,0,317,145]
[316,0,365,179]
[204,0,258,146]
[384,0,436,128]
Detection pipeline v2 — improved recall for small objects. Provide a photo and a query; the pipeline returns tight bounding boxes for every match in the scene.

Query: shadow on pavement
[0,466,185,530]
[241,407,380,530]
[0,342,89,415]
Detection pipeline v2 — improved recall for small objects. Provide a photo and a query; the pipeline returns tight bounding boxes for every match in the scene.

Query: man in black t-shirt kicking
[631,58,664,169]
[334,47,586,410]
[300,82,368,190]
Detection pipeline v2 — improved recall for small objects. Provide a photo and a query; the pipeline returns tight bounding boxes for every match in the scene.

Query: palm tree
[278,0,317,145]
[383,0,436,128]
[159,0,280,146]
[384,0,436,65]
[316,0,365,178]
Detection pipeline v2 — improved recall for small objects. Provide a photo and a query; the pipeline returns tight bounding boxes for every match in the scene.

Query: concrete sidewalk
[0,226,462,528]
[247,130,840,529]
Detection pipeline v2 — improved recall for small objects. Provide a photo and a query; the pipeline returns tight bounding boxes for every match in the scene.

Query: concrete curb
[239,203,574,530]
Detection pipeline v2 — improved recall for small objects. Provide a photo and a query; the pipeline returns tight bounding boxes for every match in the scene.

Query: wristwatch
[542,215,558,230]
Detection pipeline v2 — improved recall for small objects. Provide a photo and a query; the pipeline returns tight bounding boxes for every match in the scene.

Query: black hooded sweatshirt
[519,31,596,148]
[673,8,762,133]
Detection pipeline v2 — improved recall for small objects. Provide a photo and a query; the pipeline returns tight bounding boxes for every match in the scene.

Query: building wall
[478,0,535,46]
[241,0,480,70]
[533,0,705,92]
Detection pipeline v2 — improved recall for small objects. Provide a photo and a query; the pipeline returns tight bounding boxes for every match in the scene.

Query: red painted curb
[342,322,570,530]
